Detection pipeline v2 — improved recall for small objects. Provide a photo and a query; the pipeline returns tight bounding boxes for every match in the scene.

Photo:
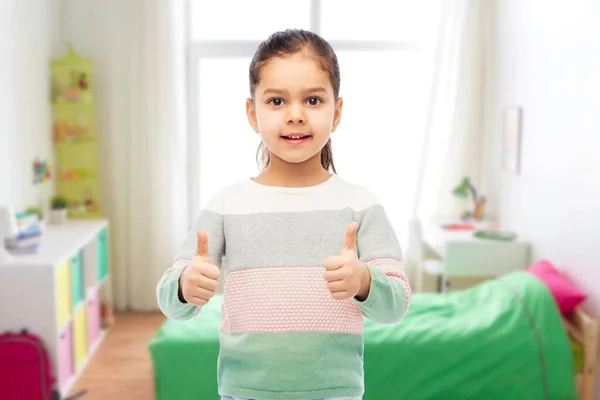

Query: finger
[187,264,219,287]
[331,291,351,300]
[197,274,219,291]
[188,296,209,306]
[196,229,210,262]
[343,221,358,254]
[327,281,347,293]
[324,255,345,271]
[200,262,221,281]
[324,269,345,282]
[190,286,215,300]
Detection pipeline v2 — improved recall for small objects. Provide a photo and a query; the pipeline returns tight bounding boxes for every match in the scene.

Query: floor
[68,312,165,400]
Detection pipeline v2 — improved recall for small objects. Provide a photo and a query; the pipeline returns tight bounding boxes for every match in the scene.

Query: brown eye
[307,97,321,106]
[269,98,283,106]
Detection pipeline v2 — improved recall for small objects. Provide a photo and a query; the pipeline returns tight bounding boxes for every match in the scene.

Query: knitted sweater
[156,175,412,400]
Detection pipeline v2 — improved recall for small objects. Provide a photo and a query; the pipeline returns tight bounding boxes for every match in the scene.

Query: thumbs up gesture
[179,229,221,306]
[324,222,371,301]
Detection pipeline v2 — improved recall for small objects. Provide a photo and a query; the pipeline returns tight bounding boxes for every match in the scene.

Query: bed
[149,271,597,400]
[564,307,597,400]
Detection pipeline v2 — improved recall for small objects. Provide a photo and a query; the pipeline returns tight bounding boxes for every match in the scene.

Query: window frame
[184,0,419,222]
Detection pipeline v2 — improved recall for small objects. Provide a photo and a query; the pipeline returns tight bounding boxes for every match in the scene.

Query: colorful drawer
[55,260,72,327]
[73,306,87,369]
[86,290,101,348]
[71,251,85,307]
[97,228,109,281]
[58,321,74,389]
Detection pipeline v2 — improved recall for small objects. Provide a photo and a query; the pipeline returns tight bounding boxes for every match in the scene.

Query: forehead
[256,54,333,94]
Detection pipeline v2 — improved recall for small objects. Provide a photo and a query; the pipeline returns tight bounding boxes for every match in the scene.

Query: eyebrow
[262,86,328,96]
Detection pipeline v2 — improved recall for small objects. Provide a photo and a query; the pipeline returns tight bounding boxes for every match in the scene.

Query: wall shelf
[51,44,102,219]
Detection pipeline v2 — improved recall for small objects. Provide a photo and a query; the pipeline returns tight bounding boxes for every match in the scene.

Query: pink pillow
[526,260,587,314]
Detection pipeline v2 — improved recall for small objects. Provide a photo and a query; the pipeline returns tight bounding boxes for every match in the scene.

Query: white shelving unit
[0,220,112,396]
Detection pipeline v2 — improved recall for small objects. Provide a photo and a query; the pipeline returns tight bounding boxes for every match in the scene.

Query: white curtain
[404,0,491,291]
[101,0,188,310]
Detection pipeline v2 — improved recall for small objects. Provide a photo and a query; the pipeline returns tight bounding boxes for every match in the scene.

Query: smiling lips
[281,134,312,144]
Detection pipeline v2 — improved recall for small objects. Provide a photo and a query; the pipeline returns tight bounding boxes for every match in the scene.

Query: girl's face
[246,53,343,168]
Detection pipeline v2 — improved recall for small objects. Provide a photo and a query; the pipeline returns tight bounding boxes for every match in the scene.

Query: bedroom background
[0,0,598,399]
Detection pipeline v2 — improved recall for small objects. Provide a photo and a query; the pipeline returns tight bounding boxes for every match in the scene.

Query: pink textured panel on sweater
[221,266,363,335]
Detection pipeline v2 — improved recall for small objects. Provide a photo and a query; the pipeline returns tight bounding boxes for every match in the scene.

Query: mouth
[281,134,312,144]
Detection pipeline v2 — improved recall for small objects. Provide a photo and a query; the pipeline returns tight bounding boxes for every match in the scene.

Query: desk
[421,220,531,292]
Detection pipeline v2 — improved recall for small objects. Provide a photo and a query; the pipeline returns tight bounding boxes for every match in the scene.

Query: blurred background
[0,1,599,399]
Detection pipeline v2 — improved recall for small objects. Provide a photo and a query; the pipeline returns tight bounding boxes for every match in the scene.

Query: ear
[246,98,259,134]
[331,97,343,133]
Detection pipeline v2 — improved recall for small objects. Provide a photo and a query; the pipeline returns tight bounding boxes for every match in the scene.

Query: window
[186,0,437,244]
[190,1,311,41]
[332,50,426,236]
[196,57,261,205]
[320,0,428,42]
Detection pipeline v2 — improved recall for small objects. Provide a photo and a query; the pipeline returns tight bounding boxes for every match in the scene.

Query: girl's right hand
[179,229,220,305]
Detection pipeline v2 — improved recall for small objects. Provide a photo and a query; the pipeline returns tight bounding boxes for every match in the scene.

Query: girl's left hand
[324,222,371,301]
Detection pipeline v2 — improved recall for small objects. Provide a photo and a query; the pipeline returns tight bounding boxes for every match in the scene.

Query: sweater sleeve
[156,198,225,321]
[352,202,412,324]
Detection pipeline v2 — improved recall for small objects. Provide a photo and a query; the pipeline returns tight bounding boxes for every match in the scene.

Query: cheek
[308,109,336,131]
[255,110,277,133]
[258,118,281,137]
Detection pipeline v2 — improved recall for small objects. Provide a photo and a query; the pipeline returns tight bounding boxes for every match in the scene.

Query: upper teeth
[288,135,304,138]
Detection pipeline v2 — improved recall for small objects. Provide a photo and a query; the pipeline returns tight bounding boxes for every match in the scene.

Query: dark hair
[249,29,340,173]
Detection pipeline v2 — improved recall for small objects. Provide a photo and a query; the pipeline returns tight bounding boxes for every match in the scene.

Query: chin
[265,137,329,165]
[272,150,321,165]
[278,155,316,165]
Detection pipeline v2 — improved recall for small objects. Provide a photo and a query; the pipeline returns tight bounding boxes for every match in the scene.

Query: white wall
[0,0,62,210]
[485,0,600,394]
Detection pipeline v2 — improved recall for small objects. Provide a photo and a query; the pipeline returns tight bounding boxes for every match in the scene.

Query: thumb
[195,229,211,263]
[342,221,358,256]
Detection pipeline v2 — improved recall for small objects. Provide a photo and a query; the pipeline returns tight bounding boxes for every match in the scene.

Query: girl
[157,29,412,400]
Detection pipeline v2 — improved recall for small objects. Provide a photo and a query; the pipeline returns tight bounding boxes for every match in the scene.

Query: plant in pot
[49,195,68,225]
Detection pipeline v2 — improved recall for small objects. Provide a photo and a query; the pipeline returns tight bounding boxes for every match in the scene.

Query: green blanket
[149,271,578,400]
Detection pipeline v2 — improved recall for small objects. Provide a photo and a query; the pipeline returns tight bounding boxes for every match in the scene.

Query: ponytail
[256,139,337,174]
[320,139,336,173]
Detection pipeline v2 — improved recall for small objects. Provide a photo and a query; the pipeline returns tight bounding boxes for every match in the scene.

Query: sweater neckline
[246,174,338,193]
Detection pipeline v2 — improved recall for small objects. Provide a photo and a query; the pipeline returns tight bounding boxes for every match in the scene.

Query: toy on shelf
[33,159,51,185]
[60,168,95,181]
[51,43,93,105]
[65,187,100,217]
[452,177,487,220]
[83,188,100,213]
[51,43,102,219]
[32,158,53,222]
[54,121,94,142]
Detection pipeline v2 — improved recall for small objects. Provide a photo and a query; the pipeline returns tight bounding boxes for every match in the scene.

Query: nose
[286,104,305,124]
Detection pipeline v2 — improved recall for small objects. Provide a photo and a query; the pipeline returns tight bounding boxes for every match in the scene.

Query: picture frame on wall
[502,106,523,174]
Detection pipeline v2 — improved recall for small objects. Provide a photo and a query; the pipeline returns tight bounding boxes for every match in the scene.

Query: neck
[254,152,332,188]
